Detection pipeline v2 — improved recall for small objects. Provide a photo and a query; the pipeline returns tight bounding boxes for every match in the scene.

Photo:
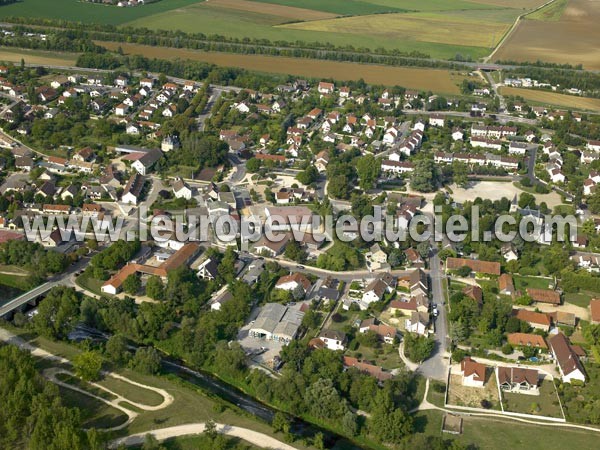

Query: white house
[318,329,346,351]
[172,178,192,200]
[405,311,429,335]
[460,357,486,388]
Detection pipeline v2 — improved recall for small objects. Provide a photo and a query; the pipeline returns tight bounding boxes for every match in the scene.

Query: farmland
[500,86,600,112]
[280,11,513,48]
[493,0,600,69]
[0,46,78,66]
[121,0,535,60]
[99,41,469,94]
[0,0,202,24]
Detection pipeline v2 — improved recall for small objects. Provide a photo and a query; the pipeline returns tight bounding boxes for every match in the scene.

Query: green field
[0,0,203,24]
[95,375,165,407]
[526,0,569,21]
[58,385,129,429]
[502,379,564,418]
[119,0,526,59]
[252,0,407,15]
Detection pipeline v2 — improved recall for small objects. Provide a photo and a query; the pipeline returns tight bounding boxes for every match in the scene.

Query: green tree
[123,273,141,295]
[105,334,131,366]
[296,165,318,186]
[356,154,380,190]
[410,159,439,192]
[404,333,435,363]
[130,347,161,374]
[145,275,165,300]
[73,351,103,381]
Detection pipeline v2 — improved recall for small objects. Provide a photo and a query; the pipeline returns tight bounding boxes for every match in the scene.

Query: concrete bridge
[0,281,58,319]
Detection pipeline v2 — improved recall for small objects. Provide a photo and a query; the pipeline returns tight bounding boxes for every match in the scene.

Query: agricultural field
[121,0,540,60]
[500,86,600,112]
[0,0,202,24]
[493,0,600,69]
[280,11,513,48]
[0,46,78,66]
[99,41,470,94]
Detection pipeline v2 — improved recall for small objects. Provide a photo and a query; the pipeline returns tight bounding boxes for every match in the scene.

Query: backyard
[501,378,564,418]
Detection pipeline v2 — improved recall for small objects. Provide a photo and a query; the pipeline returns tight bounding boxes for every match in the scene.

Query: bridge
[0,281,58,319]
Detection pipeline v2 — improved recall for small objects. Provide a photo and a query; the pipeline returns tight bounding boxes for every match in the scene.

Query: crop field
[280,11,512,48]
[527,0,569,20]
[500,87,600,112]
[205,0,338,21]
[99,41,468,93]
[121,0,537,60]
[0,0,202,24]
[493,0,600,69]
[0,47,78,66]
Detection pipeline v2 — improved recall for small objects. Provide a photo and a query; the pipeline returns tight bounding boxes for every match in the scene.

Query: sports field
[500,87,600,112]
[493,0,600,69]
[99,41,468,94]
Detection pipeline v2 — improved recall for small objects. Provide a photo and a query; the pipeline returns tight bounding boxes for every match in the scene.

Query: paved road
[416,233,449,381]
[402,109,539,125]
[0,257,89,318]
[259,256,412,282]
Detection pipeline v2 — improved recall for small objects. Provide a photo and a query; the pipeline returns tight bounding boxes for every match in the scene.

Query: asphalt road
[415,248,449,381]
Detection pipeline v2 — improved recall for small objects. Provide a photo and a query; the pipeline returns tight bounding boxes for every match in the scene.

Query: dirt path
[109,423,298,450]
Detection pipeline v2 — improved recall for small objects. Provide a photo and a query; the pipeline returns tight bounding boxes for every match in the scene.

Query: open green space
[564,291,593,308]
[57,385,129,429]
[513,275,553,291]
[96,375,165,407]
[501,379,564,418]
[149,434,263,450]
[76,270,105,296]
[56,372,118,401]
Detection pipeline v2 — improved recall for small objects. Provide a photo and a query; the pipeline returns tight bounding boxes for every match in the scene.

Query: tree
[403,333,435,363]
[272,412,291,434]
[123,273,141,295]
[296,165,318,186]
[246,158,261,173]
[410,159,439,192]
[356,154,380,190]
[105,334,131,366]
[73,351,103,381]
[33,286,80,339]
[145,276,165,300]
[130,347,161,374]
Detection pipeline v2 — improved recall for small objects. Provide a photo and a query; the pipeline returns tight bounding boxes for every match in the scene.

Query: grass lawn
[57,385,129,429]
[346,343,402,371]
[501,379,564,418]
[450,414,600,449]
[513,275,553,291]
[95,375,165,407]
[76,270,105,296]
[56,372,118,402]
[0,272,34,291]
[427,380,447,408]
[564,292,593,308]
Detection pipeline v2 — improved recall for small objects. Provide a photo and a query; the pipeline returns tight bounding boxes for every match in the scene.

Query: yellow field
[500,87,600,112]
[0,47,78,66]
[280,12,511,47]
[493,0,600,69]
[469,0,548,8]
[204,0,338,21]
[99,41,467,94]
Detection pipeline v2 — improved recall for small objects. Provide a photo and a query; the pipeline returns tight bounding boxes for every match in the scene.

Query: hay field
[125,3,492,59]
[205,0,338,21]
[493,0,600,69]
[0,47,77,66]
[500,87,600,112]
[468,0,548,8]
[280,11,512,48]
[526,0,569,20]
[99,41,467,93]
